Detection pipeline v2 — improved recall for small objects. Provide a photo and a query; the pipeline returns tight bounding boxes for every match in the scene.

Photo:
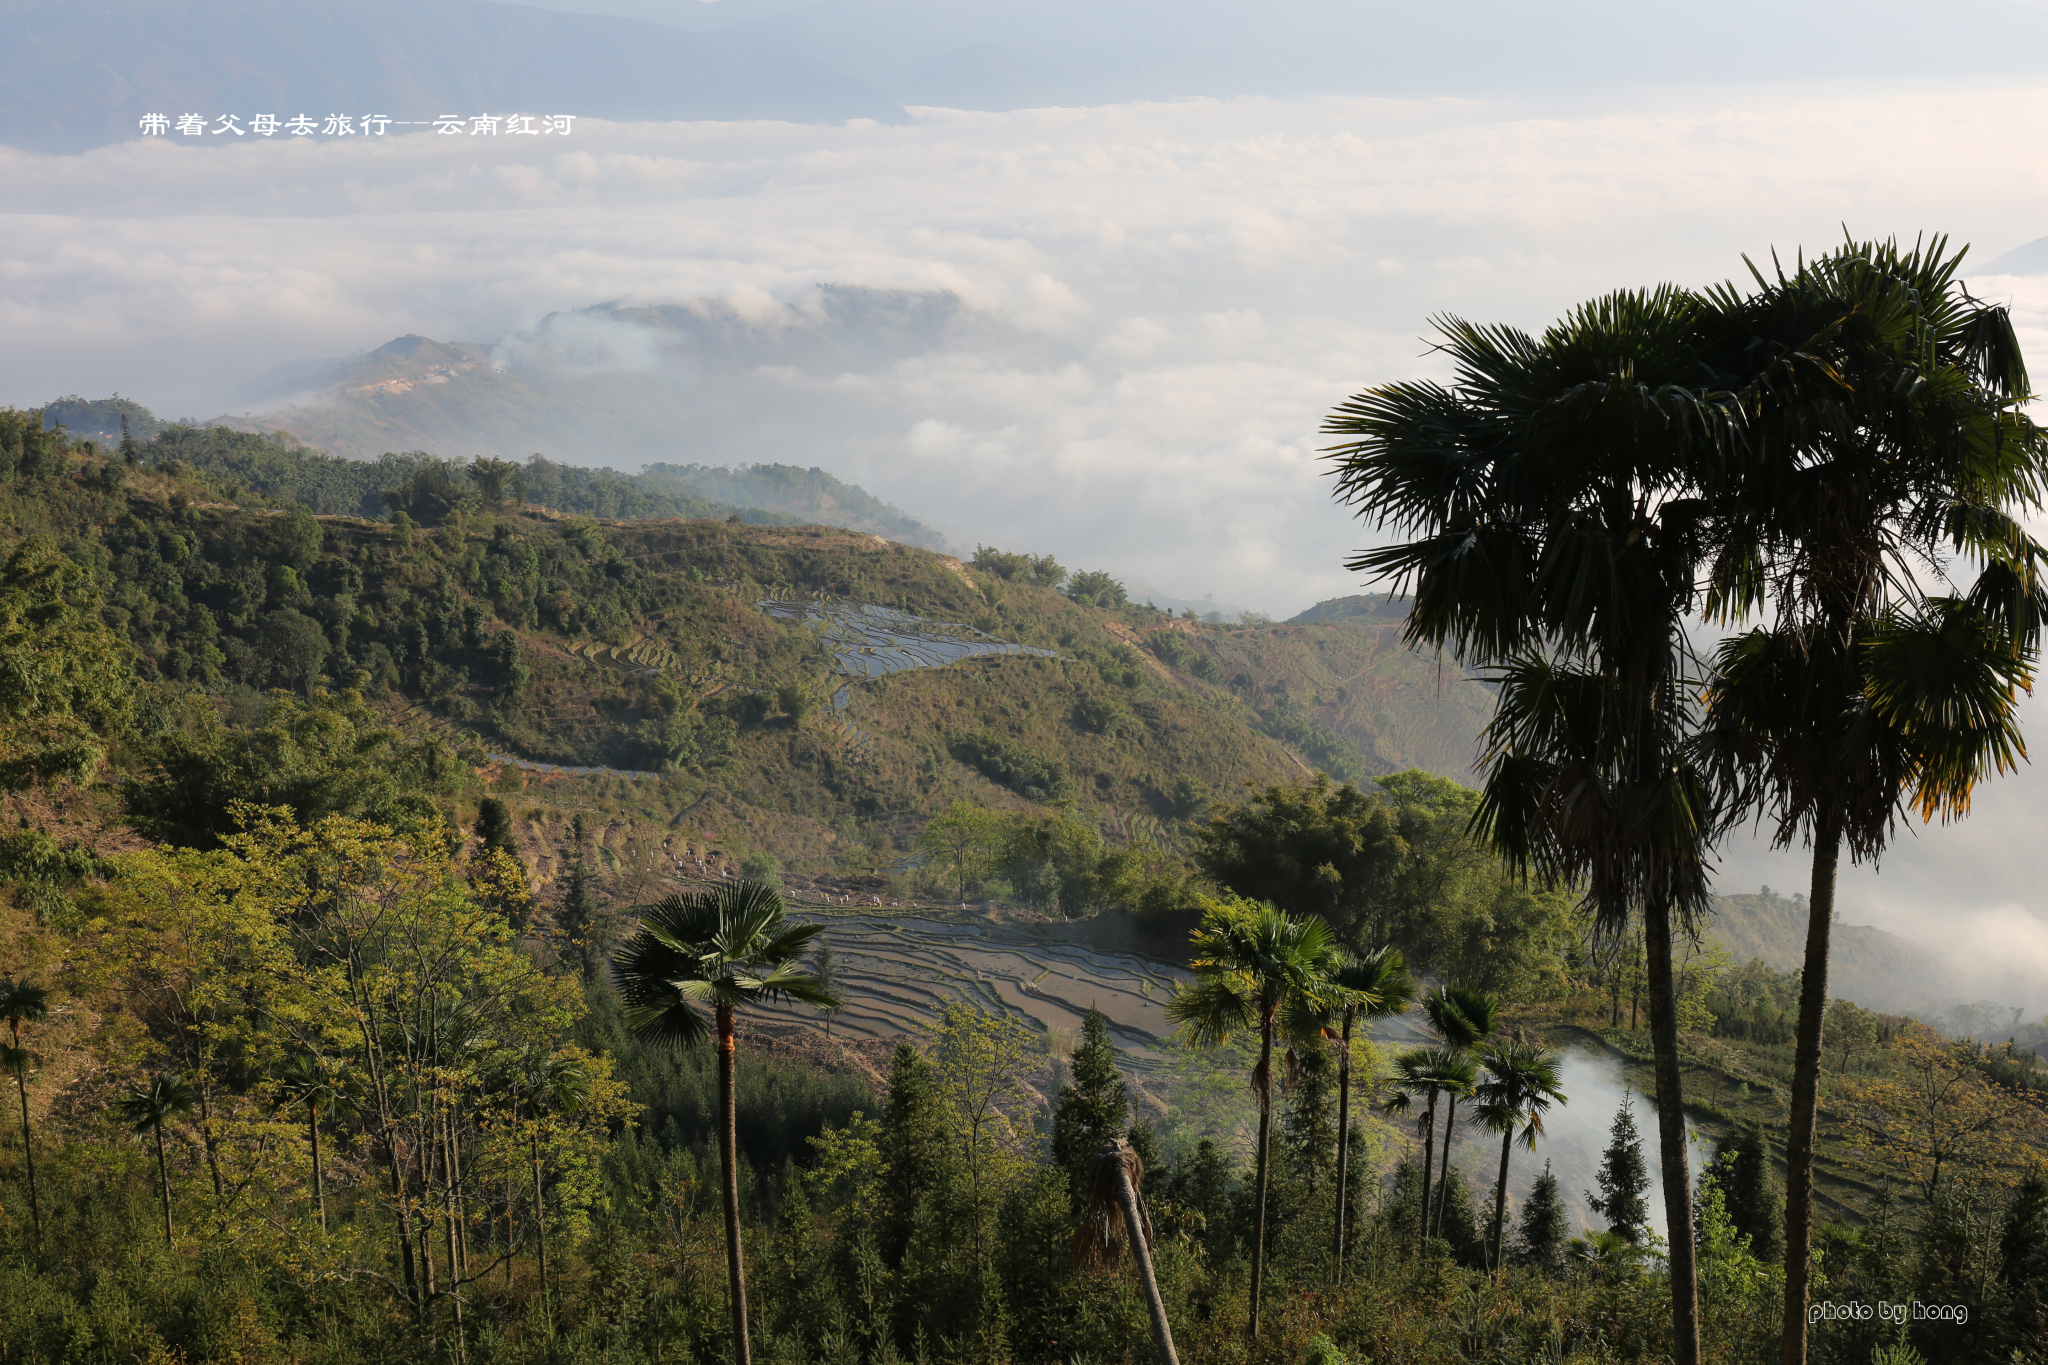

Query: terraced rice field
[760,597,1062,755]
[751,908,1183,1066]
[761,598,1061,681]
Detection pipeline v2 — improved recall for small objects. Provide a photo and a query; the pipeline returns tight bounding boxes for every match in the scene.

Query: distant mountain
[218,287,1060,474]
[1705,891,1969,1015]
[0,0,901,154]
[1982,234,2048,276]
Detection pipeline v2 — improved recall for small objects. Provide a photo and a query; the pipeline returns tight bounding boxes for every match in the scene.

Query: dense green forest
[7,237,2048,1365]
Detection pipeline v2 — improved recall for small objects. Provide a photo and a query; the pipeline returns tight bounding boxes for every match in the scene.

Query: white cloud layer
[11,81,2048,990]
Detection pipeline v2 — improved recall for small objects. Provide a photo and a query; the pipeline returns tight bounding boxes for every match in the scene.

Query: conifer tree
[1052,1010,1129,1201]
[1708,1122,1782,1262]
[1589,1095,1652,1244]
[1515,1160,1569,1273]
[558,813,598,976]
[476,796,516,858]
[879,1041,956,1264]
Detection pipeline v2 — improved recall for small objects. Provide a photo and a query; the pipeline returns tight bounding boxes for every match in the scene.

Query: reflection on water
[1370,1014,1704,1239]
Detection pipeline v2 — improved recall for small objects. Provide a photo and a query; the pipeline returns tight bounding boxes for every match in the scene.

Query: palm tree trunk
[1643,894,1701,1365]
[1416,1088,1438,1255]
[14,1067,38,1240]
[154,1124,173,1246]
[1248,1012,1274,1346]
[1111,1153,1179,1365]
[1490,1127,1514,1276]
[1332,1010,1354,1277]
[1432,1095,1459,1239]
[717,1002,753,1365]
[309,1103,325,1232]
[1781,813,1840,1365]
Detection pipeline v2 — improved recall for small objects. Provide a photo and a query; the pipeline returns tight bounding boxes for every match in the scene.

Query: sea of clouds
[9,80,2048,997]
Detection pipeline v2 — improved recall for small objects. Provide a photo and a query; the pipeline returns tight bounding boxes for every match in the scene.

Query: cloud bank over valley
[12,76,2048,996]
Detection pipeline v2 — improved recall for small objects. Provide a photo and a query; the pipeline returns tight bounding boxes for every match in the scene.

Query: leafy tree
[0,977,48,1238]
[0,538,133,789]
[1194,775,1404,941]
[612,882,838,1365]
[1515,1160,1570,1273]
[122,690,456,848]
[950,732,1072,802]
[1065,570,1128,608]
[1052,1009,1129,1201]
[1326,286,1728,1363]
[494,1045,589,1310]
[117,1071,197,1246]
[918,802,1004,901]
[1589,1096,1652,1244]
[1474,1036,1567,1274]
[972,546,1066,588]
[1167,898,1344,1344]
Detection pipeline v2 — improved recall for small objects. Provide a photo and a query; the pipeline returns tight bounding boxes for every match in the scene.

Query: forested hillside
[0,403,2042,1365]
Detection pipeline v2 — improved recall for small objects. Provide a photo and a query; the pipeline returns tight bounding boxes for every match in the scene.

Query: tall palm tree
[275,1052,362,1232]
[1325,286,1740,1363]
[1694,236,2048,1365]
[612,881,837,1365]
[117,1071,196,1246]
[1166,899,1344,1345]
[1474,1037,1568,1275]
[1072,1138,1178,1365]
[1381,1045,1475,1254]
[1328,948,1413,1273]
[1422,985,1500,1239]
[0,977,48,1239]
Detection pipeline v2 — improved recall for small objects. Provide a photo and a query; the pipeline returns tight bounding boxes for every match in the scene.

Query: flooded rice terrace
[760,907,1691,1239]
[759,598,1061,745]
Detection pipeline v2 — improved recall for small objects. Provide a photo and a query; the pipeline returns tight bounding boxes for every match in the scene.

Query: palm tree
[1072,1138,1178,1365]
[1166,899,1344,1344]
[1694,236,2048,1365]
[612,881,838,1365]
[275,1053,361,1232]
[1329,948,1413,1273]
[1326,286,1736,1364]
[1474,1037,1568,1275]
[1382,1046,1475,1254]
[1422,985,1500,1239]
[118,1071,196,1246]
[0,977,48,1239]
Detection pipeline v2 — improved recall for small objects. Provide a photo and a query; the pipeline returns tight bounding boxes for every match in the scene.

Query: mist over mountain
[0,0,901,154]
[217,287,1068,484]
